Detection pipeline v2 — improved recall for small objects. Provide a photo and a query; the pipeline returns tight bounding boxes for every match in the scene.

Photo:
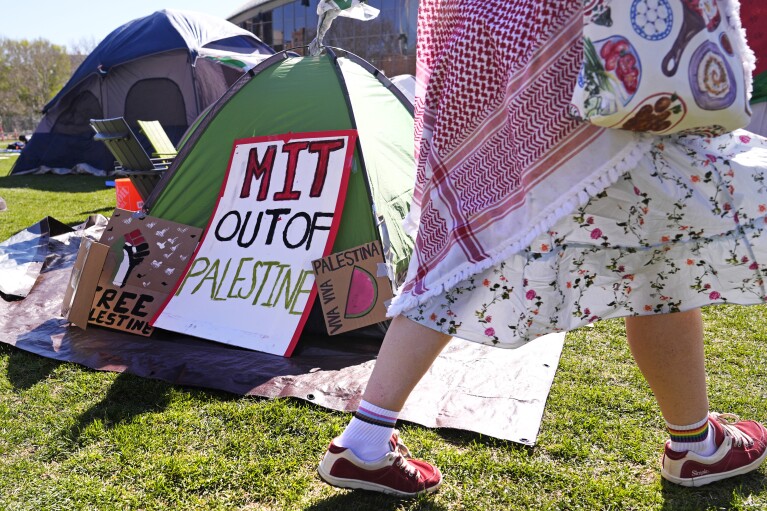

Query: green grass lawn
[1,172,767,510]
[0,153,115,235]
[1,150,19,177]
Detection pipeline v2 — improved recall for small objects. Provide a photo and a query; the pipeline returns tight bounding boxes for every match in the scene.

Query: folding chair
[137,120,178,160]
[90,117,170,201]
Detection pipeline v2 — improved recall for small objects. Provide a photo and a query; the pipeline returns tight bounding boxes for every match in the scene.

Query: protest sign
[153,130,356,356]
[312,240,393,335]
[63,209,202,336]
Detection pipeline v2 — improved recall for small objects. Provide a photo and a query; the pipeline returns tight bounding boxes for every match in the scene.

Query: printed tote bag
[570,0,753,135]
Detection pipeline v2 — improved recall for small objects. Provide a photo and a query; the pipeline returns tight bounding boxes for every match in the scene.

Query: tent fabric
[339,59,416,278]
[45,9,273,111]
[146,50,416,281]
[13,10,274,175]
[0,218,564,445]
[390,74,415,104]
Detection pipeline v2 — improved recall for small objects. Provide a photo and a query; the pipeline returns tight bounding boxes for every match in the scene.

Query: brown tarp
[0,218,563,445]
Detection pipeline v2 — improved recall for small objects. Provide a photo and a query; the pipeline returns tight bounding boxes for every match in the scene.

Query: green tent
[144,49,415,334]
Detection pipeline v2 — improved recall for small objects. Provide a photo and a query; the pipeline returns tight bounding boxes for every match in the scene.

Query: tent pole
[190,52,202,122]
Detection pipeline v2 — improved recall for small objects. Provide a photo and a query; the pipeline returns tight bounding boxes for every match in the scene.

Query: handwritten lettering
[93,285,154,316]
[241,144,277,200]
[319,279,335,305]
[239,138,346,202]
[214,209,333,251]
[325,306,342,334]
[90,285,155,335]
[174,256,314,314]
[312,241,381,274]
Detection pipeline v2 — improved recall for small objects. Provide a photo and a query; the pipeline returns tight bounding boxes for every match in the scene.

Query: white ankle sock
[667,415,717,457]
[336,400,398,461]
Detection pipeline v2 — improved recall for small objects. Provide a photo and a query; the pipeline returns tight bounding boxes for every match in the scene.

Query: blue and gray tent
[13,9,274,175]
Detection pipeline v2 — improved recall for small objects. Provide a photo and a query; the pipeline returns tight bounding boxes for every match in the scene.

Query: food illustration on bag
[662,0,721,77]
[617,93,686,133]
[584,0,614,26]
[688,40,736,110]
[719,32,733,55]
[631,0,673,41]
[575,0,747,134]
[579,36,642,120]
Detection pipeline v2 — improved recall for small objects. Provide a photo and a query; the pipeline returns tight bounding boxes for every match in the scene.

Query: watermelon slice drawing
[345,266,378,319]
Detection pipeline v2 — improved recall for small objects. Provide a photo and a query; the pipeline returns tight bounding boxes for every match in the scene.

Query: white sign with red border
[152,130,357,356]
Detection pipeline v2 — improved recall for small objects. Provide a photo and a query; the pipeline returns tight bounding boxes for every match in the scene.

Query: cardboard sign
[62,237,110,329]
[63,209,202,336]
[152,130,357,356]
[312,240,393,335]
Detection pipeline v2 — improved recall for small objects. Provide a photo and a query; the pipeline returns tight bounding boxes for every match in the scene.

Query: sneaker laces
[390,430,413,459]
[712,413,755,447]
[387,431,420,481]
[384,452,420,480]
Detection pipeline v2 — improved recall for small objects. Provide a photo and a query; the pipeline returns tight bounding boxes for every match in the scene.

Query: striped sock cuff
[354,400,399,428]
[666,415,710,443]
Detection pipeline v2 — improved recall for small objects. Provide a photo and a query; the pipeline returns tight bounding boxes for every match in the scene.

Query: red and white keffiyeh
[388,0,653,316]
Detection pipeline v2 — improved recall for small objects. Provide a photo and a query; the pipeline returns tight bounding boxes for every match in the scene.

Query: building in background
[228,0,417,76]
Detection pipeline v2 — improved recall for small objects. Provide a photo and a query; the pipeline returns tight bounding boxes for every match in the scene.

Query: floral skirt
[404,131,767,348]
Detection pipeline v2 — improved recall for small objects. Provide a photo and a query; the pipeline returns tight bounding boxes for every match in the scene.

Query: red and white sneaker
[661,412,767,487]
[318,431,443,497]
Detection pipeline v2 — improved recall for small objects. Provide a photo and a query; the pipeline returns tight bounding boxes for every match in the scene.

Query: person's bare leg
[362,314,453,410]
[624,308,709,425]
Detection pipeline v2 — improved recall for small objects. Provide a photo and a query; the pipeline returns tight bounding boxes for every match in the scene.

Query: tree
[0,38,71,133]
[68,36,98,70]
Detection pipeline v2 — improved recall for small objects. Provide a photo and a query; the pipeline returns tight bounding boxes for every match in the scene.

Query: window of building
[239,0,416,76]
[272,7,284,49]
